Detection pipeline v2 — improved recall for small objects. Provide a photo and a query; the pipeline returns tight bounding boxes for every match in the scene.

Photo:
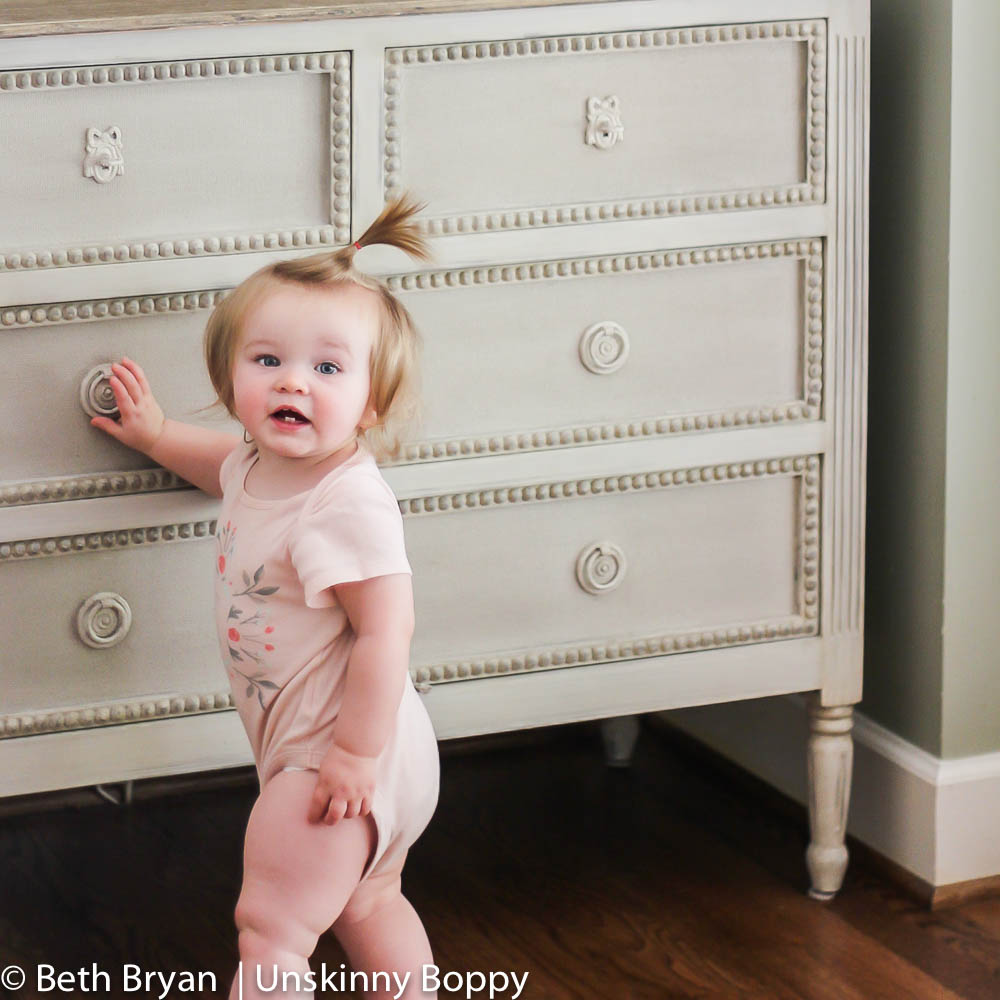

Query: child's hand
[309,742,377,825]
[89,356,166,455]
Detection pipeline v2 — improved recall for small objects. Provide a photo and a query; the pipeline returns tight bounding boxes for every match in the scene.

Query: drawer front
[0,52,350,271]
[1,292,235,495]
[0,522,228,737]
[391,240,823,462]
[385,20,825,234]
[405,455,820,683]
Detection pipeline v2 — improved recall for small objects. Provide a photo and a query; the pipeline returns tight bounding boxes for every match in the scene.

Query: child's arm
[308,573,415,825]
[90,357,240,499]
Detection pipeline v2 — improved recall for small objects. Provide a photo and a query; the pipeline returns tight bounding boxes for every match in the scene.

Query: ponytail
[203,194,431,462]
[351,192,431,261]
[271,193,430,283]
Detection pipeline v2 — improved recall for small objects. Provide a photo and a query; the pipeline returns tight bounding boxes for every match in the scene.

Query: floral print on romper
[217,520,281,711]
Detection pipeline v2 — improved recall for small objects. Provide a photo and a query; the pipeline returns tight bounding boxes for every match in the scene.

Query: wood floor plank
[641,725,1000,999]
[961,898,1000,937]
[823,871,1000,1000]
[1,717,998,1000]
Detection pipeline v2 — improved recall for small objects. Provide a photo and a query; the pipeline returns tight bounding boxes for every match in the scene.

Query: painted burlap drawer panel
[391,241,823,463]
[405,455,819,684]
[0,52,350,272]
[385,21,825,235]
[0,528,227,732]
[1,294,235,489]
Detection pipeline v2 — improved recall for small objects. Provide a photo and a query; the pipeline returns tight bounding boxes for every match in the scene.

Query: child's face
[232,281,379,464]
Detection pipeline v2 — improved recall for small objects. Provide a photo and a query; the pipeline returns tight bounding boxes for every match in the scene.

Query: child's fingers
[108,376,135,417]
[324,798,348,826]
[90,415,123,440]
[111,363,142,404]
[120,356,151,394]
[309,788,335,825]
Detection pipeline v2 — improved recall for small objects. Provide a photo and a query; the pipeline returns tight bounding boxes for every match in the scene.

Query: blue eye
[255,354,279,367]
[316,361,340,375]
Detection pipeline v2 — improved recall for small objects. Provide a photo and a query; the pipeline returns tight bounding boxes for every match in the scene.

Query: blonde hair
[203,194,431,462]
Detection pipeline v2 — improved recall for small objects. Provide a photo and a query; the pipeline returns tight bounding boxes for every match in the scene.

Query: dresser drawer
[0,521,227,737]
[1,292,234,494]
[405,455,819,683]
[385,19,825,234]
[391,240,824,462]
[0,51,350,272]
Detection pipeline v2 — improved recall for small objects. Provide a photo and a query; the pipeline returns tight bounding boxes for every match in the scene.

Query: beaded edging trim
[402,454,821,683]
[0,52,351,270]
[384,21,827,231]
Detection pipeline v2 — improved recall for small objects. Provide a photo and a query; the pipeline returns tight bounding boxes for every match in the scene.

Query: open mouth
[270,407,310,425]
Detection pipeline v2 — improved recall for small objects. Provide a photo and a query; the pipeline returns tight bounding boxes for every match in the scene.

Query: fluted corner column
[806,697,854,899]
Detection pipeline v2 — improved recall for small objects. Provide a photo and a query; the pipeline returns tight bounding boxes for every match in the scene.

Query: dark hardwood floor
[1,717,998,999]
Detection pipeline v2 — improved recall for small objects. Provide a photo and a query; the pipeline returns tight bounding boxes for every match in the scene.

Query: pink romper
[213,440,440,881]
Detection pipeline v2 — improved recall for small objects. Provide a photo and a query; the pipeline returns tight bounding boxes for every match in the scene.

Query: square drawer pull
[585,96,623,150]
[83,126,125,184]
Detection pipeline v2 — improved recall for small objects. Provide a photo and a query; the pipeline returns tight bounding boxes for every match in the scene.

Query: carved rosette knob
[83,126,125,184]
[80,364,118,418]
[585,96,624,150]
[575,542,627,595]
[579,321,630,374]
[76,592,133,648]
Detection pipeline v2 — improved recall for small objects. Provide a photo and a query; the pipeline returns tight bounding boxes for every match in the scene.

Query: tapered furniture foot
[806,697,854,899]
[600,714,641,767]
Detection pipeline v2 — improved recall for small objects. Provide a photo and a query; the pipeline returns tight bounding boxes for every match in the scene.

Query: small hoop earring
[243,429,253,444]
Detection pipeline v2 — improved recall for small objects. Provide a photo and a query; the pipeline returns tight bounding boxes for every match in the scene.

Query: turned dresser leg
[599,714,641,767]
[806,697,854,899]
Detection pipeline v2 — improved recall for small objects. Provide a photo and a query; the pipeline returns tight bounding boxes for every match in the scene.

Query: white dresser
[0,0,869,899]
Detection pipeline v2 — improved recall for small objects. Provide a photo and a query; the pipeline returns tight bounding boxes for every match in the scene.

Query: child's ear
[358,400,378,432]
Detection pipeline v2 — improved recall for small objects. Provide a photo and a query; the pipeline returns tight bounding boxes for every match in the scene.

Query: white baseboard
[658,694,1000,888]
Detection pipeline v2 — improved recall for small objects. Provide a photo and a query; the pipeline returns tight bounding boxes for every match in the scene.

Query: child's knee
[334,864,404,926]
[235,889,318,963]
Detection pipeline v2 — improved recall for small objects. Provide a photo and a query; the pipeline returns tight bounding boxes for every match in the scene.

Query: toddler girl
[91,197,441,999]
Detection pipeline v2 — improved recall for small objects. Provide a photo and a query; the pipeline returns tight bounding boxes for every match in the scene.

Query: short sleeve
[288,468,412,608]
[218,440,253,497]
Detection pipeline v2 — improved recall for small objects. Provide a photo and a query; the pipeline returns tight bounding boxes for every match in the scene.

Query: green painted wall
[865,0,1000,759]
[940,0,1000,757]
[863,0,952,755]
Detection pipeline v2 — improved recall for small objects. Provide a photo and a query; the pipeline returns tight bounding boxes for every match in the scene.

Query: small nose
[275,364,307,393]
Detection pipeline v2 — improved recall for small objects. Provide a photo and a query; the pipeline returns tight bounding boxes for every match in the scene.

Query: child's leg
[228,769,377,1000]
[332,851,437,999]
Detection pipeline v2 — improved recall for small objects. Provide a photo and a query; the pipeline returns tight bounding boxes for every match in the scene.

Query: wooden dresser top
[1,0,607,39]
